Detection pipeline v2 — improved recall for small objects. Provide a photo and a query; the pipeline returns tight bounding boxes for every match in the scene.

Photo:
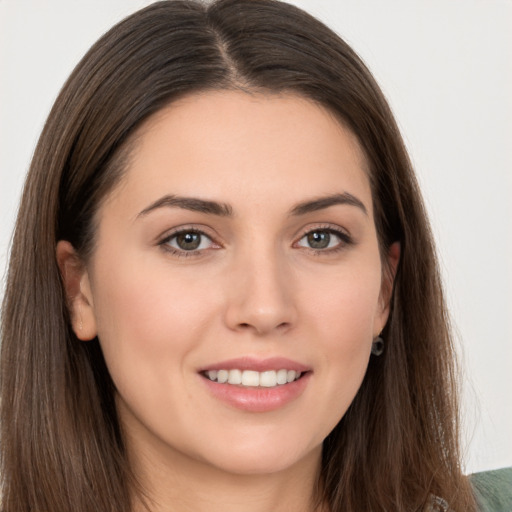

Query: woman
[0,0,480,510]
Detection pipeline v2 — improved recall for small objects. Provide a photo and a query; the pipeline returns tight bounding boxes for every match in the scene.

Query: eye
[162,230,215,253]
[296,228,350,251]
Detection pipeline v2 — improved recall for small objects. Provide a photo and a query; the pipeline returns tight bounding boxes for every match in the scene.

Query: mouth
[198,357,311,412]
[201,368,304,388]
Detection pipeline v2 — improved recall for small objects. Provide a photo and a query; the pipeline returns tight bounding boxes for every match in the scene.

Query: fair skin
[57,91,399,512]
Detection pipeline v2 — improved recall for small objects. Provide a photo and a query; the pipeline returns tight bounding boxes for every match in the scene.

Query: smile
[204,369,302,388]
[199,357,311,411]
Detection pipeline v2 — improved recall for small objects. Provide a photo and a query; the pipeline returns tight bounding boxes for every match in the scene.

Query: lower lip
[201,373,311,412]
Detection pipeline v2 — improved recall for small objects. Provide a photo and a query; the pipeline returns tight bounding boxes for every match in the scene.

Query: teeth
[259,370,277,387]
[204,369,303,387]
[217,370,229,383]
[241,370,259,386]
[287,370,297,382]
[276,369,288,385]
[227,369,242,385]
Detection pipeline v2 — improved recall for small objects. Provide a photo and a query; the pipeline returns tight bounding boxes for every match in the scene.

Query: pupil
[177,232,201,250]
[308,231,330,249]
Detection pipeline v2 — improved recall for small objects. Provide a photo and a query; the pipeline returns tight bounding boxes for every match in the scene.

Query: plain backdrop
[0,0,511,474]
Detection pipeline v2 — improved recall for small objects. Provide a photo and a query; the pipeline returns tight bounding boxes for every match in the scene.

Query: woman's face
[69,91,395,477]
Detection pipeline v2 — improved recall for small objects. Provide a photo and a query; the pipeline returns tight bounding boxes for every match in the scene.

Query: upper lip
[199,357,311,373]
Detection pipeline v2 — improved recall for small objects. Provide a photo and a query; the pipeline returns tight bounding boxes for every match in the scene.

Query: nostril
[235,320,291,335]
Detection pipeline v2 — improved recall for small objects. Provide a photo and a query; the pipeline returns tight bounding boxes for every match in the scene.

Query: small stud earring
[371,335,384,356]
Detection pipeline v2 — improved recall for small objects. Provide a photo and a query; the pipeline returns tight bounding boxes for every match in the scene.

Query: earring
[371,335,384,356]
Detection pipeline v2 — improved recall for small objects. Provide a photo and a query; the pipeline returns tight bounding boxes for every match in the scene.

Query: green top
[470,467,512,511]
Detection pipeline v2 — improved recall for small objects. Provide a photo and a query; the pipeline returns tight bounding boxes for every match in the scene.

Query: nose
[223,248,298,336]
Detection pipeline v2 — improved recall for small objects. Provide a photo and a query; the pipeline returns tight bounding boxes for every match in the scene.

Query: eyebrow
[137,195,233,218]
[289,193,368,217]
[137,192,367,219]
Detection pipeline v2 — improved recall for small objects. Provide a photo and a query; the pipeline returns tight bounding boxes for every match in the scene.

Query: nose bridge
[224,238,297,335]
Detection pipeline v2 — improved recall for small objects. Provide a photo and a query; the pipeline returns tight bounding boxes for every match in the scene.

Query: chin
[196,440,322,477]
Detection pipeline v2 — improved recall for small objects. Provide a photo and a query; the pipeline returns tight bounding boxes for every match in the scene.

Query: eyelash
[294,225,353,255]
[158,224,353,258]
[159,227,218,258]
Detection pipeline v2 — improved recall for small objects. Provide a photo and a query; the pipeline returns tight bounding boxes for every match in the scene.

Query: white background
[0,0,510,474]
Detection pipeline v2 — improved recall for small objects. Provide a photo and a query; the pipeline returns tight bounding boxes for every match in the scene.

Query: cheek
[88,253,221,429]
[307,261,383,344]
[303,261,383,415]
[89,251,220,382]
[93,250,208,332]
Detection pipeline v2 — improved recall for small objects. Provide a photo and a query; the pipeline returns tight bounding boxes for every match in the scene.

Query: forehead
[104,90,372,219]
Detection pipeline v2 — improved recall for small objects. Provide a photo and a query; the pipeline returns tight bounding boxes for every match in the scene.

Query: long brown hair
[0,1,476,510]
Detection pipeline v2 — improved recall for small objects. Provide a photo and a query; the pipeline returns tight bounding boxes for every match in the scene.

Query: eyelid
[158,224,222,256]
[293,223,354,251]
[158,223,221,242]
[156,222,353,258]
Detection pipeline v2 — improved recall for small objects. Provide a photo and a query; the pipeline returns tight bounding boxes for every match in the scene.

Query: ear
[374,241,400,335]
[56,240,97,341]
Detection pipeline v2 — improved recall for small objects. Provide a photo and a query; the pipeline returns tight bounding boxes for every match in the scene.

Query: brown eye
[306,231,331,249]
[176,232,201,250]
[297,228,349,251]
[164,231,213,252]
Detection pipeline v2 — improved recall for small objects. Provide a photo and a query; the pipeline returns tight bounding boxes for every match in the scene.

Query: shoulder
[470,467,512,512]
